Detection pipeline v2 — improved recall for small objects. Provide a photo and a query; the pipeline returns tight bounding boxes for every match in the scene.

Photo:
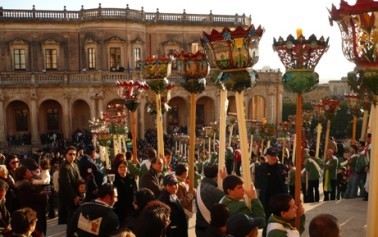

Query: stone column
[268,92,275,124]
[30,94,40,145]
[0,94,6,147]
[89,95,96,119]
[62,94,71,141]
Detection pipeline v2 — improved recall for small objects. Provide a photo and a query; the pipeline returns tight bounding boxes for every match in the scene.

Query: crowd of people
[0,128,366,237]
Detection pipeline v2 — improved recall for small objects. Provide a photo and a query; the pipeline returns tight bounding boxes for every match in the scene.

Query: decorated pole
[201,25,264,207]
[141,55,174,159]
[330,1,378,234]
[117,80,148,163]
[345,93,361,145]
[321,97,340,162]
[175,51,209,190]
[360,97,371,141]
[312,100,325,159]
[273,30,329,228]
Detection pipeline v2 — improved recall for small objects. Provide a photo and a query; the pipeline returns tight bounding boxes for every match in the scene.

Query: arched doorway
[167,96,187,134]
[5,100,31,145]
[38,100,63,144]
[72,99,91,131]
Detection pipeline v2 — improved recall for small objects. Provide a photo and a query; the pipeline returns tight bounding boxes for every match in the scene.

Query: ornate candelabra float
[141,55,174,159]
[201,24,264,205]
[175,50,209,189]
[321,97,340,161]
[105,103,129,157]
[273,29,329,227]
[329,1,378,232]
[117,80,149,163]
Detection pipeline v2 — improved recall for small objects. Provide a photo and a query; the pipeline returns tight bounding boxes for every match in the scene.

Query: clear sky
[2,0,357,83]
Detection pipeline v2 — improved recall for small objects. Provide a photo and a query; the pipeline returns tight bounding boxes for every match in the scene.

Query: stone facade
[0,5,283,152]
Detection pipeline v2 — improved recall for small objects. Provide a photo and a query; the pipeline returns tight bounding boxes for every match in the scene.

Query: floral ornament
[321,97,340,121]
[117,80,149,112]
[141,55,174,94]
[144,89,171,115]
[330,0,378,99]
[175,51,209,93]
[273,34,329,93]
[105,104,128,135]
[201,25,264,92]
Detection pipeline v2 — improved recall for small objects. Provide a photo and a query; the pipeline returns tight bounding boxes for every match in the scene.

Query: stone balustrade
[0,6,251,25]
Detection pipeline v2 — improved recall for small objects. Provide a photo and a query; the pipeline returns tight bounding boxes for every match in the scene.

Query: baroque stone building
[0,4,283,152]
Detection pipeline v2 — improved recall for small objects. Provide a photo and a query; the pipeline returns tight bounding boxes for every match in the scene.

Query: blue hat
[226,213,263,237]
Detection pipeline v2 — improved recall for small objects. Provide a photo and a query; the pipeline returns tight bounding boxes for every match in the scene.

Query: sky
[2,0,358,83]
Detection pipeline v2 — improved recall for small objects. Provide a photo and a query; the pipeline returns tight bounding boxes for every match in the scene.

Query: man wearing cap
[255,147,288,217]
[158,173,188,237]
[227,213,264,237]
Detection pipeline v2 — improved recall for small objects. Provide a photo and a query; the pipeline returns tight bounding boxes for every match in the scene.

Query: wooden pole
[352,115,357,145]
[360,109,369,141]
[323,120,331,163]
[294,93,303,229]
[218,90,227,190]
[131,111,138,163]
[315,123,322,158]
[367,101,377,237]
[188,93,196,190]
[155,93,164,159]
[235,92,252,208]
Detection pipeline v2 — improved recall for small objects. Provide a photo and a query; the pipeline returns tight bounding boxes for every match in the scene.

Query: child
[32,159,51,193]
[336,167,347,200]
[76,179,87,206]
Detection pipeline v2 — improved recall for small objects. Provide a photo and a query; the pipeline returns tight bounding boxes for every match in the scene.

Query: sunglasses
[11,160,19,165]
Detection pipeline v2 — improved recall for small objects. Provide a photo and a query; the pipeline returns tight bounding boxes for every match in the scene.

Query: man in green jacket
[304,150,323,202]
[323,149,338,201]
[220,175,266,229]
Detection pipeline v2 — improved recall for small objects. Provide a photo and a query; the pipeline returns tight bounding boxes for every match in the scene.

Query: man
[356,140,367,198]
[158,173,188,237]
[139,156,164,198]
[68,183,120,237]
[323,149,338,201]
[58,146,82,225]
[344,145,359,199]
[0,180,11,235]
[195,164,226,237]
[78,147,105,201]
[220,175,265,229]
[255,147,287,216]
[309,214,341,237]
[175,163,195,219]
[305,150,323,202]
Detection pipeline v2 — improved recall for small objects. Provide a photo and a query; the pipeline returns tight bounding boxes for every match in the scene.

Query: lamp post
[117,80,149,163]
[141,55,174,159]
[329,1,378,234]
[345,93,360,145]
[273,31,329,228]
[201,25,264,207]
[175,50,209,190]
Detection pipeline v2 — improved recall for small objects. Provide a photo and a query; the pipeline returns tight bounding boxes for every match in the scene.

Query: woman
[14,166,48,237]
[5,155,19,183]
[113,160,137,223]
[0,164,18,213]
[266,193,305,237]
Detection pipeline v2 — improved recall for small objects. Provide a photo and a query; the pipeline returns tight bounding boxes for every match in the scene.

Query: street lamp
[330,1,378,233]
[344,93,360,145]
[273,30,329,228]
[201,25,264,206]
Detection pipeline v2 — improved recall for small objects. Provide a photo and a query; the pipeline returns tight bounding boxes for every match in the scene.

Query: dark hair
[97,183,115,198]
[164,149,172,156]
[76,179,87,190]
[39,158,50,170]
[125,151,132,161]
[133,200,171,237]
[5,154,18,170]
[269,193,293,216]
[14,166,29,181]
[222,175,243,194]
[147,148,157,160]
[112,153,126,172]
[0,179,9,191]
[350,144,358,152]
[11,207,37,234]
[210,203,230,228]
[203,163,218,179]
[309,214,339,237]
[175,163,187,176]
[65,146,77,154]
[134,188,156,211]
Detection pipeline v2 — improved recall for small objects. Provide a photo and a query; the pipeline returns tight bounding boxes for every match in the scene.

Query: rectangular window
[88,48,96,69]
[168,105,179,126]
[45,49,57,70]
[133,48,141,68]
[15,109,29,131]
[47,108,59,130]
[110,47,121,70]
[14,49,26,70]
